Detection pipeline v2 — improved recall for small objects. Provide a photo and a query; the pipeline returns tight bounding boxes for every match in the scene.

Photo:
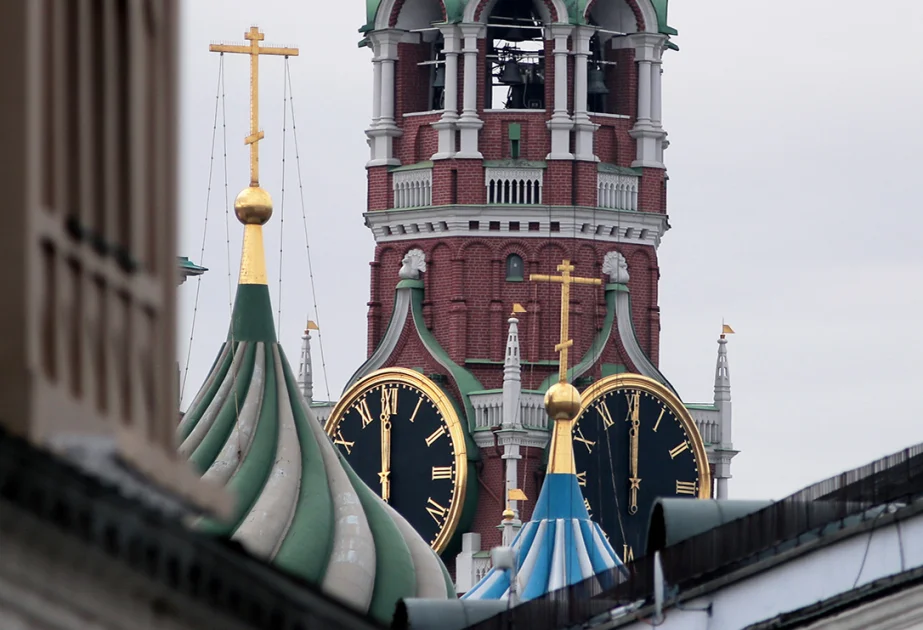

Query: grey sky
[176,0,923,502]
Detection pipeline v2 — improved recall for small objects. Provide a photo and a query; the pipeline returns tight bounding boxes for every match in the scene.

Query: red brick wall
[480,111,549,161]
[369,236,661,391]
[395,42,430,119]
[469,445,545,552]
[398,113,441,165]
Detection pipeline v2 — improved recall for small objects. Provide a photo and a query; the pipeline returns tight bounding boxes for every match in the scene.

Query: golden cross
[209,27,299,187]
[530,260,602,384]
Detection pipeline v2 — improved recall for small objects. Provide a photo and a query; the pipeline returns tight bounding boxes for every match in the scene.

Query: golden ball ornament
[544,381,582,421]
[234,186,273,225]
[502,508,515,521]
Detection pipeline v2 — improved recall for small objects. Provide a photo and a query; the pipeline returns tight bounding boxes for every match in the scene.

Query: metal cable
[180,56,224,404]
[284,61,332,403]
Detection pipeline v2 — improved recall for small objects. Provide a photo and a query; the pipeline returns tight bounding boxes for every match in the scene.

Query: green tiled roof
[179,223,454,624]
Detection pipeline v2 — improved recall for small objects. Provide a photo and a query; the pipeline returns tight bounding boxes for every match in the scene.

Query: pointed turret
[714,325,734,498]
[502,313,522,428]
[298,319,318,406]
[500,307,525,525]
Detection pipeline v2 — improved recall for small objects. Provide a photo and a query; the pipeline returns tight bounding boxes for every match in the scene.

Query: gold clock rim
[576,373,712,500]
[323,367,468,554]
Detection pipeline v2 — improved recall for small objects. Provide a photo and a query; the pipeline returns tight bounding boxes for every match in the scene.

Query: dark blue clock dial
[326,378,464,553]
[573,383,708,562]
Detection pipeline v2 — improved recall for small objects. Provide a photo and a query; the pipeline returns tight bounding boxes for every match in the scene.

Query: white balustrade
[470,391,548,431]
[597,172,639,211]
[485,167,543,205]
[392,168,433,209]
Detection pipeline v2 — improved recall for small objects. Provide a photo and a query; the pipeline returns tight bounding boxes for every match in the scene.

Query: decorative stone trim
[484,166,544,205]
[469,391,548,432]
[597,171,639,211]
[393,168,433,209]
[365,205,669,247]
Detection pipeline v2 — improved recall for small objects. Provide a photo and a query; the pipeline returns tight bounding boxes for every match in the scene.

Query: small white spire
[502,312,523,428]
[298,319,318,406]
[714,333,731,405]
[714,325,734,499]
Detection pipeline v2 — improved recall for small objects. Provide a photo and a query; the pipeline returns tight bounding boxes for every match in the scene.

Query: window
[506,254,524,281]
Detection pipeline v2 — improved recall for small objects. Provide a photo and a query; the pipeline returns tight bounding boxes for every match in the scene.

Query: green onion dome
[177,210,454,624]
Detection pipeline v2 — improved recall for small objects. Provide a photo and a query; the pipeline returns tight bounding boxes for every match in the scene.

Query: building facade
[315,0,739,587]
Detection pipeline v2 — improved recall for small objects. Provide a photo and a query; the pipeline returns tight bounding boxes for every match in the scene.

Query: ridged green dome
[178,225,454,624]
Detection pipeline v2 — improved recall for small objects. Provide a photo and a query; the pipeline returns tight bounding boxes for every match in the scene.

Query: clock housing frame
[323,367,471,555]
[575,373,712,556]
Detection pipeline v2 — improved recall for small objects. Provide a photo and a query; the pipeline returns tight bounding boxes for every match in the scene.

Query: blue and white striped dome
[462,473,623,601]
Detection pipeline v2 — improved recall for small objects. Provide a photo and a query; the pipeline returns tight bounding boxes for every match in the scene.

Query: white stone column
[650,61,662,126]
[573,26,598,161]
[432,26,460,160]
[546,24,574,160]
[628,33,667,168]
[366,30,403,167]
[456,23,484,159]
[371,55,382,128]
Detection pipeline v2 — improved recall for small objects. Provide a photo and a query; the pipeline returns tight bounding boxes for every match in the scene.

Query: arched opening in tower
[485,0,546,110]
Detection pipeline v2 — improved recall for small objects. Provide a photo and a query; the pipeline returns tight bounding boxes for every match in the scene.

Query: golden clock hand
[628,392,641,515]
[379,410,391,502]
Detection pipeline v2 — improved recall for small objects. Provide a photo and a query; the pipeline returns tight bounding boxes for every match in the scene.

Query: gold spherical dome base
[502,508,515,521]
[234,186,273,225]
[544,382,582,421]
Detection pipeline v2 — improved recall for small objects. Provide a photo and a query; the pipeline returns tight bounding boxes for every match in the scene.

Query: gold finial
[210,27,299,285]
[502,507,516,521]
[530,260,602,474]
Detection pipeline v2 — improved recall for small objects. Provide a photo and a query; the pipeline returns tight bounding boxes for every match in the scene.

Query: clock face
[573,374,710,563]
[324,369,468,554]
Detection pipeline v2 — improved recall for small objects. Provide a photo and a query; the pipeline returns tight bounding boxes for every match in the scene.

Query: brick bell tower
[337,0,735,584]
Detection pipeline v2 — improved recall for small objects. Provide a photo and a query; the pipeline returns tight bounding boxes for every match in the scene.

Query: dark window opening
[429,36,446,111]
[550,221,560,232]
[506,254,524,281]
[485,0,545,110]
[469,220,480,231]
[587,33,612,114]
[509,221,520,231]
[528,221,540,231]
[489,221,501,231]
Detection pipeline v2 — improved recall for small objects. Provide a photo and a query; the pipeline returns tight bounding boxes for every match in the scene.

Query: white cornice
[364,205,670,248]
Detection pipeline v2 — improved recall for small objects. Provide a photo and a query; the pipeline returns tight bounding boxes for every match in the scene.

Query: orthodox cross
[209,27,299,187]
[530,260,602,383]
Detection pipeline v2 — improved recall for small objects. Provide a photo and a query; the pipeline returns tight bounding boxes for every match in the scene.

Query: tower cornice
[364,205,669,248]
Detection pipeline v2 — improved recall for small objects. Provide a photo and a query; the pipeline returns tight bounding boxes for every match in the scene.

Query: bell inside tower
[485,0,546,110]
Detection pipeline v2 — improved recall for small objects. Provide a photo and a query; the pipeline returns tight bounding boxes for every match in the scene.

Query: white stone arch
[463,0,570,25]
[374,0,446,31]
[586,0,658,34]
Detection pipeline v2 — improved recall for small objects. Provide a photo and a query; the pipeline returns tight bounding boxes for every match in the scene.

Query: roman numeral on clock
[584,498,593,516]
[596,402,615,429]
[426,498,447,524]
[676,480,697,495]
[425,426,446,447]
[576,471,587,487]
[431,466,452,480]
[573,427,596,453]
[669,441,690,459]
[380,386,398,417]
[356,398,374,428]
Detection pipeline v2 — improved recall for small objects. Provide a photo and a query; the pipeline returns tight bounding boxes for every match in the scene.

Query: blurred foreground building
[0,2,381,628]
